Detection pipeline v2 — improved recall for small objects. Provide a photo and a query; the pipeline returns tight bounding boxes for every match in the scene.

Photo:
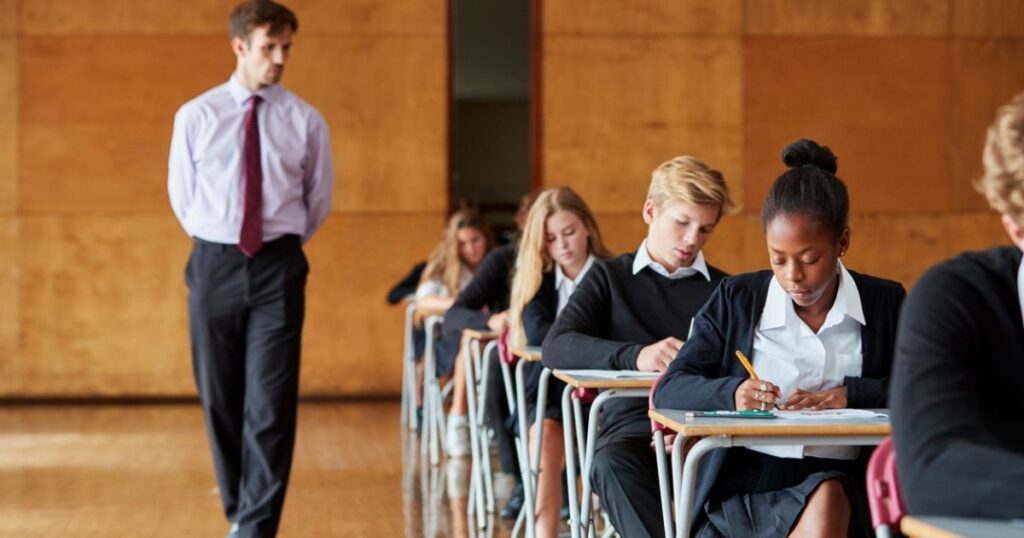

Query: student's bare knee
[806,479,849,515]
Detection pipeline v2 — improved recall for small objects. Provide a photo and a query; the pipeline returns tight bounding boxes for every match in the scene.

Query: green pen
[685,410,777,419]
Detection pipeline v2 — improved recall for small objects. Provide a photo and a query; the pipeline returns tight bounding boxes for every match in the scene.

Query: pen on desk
[734,350,780,409]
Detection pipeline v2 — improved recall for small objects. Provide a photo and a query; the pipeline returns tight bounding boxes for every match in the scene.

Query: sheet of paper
[562,369,660,380]
[772,409,887,420]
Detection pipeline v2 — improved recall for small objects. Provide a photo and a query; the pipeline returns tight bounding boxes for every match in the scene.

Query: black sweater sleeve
[523,274,556,346]
[542,263,644,371]
[444,246,512,331]
[653,281,745,411]
[892,259,1024,518]
[386,261,425,305]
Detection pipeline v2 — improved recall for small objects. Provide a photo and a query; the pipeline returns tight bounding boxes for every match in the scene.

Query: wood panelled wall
[1,0,447,397]
[5,1,1024,398]
[541,0,1024,285]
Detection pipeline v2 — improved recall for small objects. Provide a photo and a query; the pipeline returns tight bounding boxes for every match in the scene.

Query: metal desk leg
[577,389,649,537]
[653,430,673,538]
[515,360,537,538]
[572,397,585,475]
[464,337,486,529]
[675,436,729,538]
[561,385,581,538]
[577,390,616,537]
[531,368,551,483]
[479,341,498,513]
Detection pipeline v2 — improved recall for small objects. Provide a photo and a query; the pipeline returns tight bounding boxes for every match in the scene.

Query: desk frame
[649,409,889,538]
[554,370,659,538]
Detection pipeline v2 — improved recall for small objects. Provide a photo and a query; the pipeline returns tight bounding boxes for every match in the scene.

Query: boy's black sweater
[542,252,726,439]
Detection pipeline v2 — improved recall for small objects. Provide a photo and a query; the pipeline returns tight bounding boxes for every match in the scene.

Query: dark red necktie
[239,95,263,257]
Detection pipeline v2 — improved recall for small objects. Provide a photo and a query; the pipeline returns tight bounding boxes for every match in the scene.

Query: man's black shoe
[500,482,525,519]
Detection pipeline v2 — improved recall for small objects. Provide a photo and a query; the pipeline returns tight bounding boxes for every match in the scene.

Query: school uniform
[515,256,595,430]
[441,244,519,477]
[542,243,726,538]
[654,265,905,537]
[891,246,1024,519]
[414,262,473,368]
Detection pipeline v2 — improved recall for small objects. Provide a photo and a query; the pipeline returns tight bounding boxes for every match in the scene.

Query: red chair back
[648,370,670,433]
[497,326,516,365]
[866,436,906,535]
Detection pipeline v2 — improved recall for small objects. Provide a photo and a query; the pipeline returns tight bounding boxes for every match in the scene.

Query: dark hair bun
[782,138,838,174]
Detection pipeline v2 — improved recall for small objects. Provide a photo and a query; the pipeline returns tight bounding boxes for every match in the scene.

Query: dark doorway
[450,0,533,243]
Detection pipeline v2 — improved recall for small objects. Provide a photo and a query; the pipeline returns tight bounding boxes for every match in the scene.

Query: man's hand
[636,337,683,372]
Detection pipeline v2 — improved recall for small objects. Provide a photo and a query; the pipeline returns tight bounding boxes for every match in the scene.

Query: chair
[464,329,499,529]
[866,435,906,538]
[496,328,533,537]
[400,302,418,431]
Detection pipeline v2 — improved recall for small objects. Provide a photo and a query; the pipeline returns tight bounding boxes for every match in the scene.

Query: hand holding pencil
[733,350,782,411]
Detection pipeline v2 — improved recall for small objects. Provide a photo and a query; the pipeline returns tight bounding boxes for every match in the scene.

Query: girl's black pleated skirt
[695,447,871,538]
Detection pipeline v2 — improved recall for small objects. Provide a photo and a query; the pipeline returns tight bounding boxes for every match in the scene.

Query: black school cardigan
[892,246,1024,518]
[653,269,905,529]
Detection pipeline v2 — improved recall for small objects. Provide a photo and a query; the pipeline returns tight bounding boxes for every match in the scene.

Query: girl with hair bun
[655,139,906,537]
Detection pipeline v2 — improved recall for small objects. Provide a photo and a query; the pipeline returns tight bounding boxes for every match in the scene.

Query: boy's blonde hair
[977,91,1024,225]
[646,156,736,220]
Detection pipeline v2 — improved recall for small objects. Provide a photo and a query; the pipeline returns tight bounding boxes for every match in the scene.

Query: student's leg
[531,419,566,538]
[449,339,468,415]
[415,361,425,407]
[789,479,851,538]
[445,337,471,457]
[590,435,665,538]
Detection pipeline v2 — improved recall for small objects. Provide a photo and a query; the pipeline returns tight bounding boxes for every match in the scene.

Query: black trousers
[186,235,308,538]
[591,433,665,538]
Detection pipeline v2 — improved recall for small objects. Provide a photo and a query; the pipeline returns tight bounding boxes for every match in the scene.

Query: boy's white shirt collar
[760,260,865,331]
[631,239,710,281]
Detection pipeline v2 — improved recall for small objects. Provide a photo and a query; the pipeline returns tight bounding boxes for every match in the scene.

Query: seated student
[654,139,906,537]
[891,92,1024,519]
[507,186,612,538]
[415,208,491,313]
[442,192,536,517]
[543,156,736,538]
[413,209,491,420]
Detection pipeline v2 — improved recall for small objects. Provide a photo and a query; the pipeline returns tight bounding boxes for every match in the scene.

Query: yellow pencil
[736,350,780,409]
[734,350,759,380]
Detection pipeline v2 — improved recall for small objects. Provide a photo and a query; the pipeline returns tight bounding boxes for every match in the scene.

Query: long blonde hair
[508,187,611,348]
[420,208,492,297]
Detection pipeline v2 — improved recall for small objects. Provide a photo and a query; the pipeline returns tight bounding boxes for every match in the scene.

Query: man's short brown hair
[229,0,298,40]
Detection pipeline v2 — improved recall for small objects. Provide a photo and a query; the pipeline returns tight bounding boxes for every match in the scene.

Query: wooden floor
[0,401,522,537]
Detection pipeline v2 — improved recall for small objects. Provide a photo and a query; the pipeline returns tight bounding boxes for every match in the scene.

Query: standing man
[168,1,332,536]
